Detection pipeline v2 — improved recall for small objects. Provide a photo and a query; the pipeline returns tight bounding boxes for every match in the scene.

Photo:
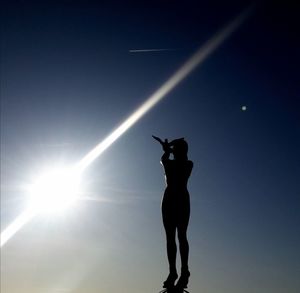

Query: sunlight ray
[0,6,253,247]
[0,209,36,247]
[76,5,253,171]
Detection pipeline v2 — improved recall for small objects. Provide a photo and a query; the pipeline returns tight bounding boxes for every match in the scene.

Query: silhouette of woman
[153,136,193,289]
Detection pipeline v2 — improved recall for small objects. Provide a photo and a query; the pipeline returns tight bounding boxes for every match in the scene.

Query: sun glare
[27,167,81,214]
[1,5,254,246]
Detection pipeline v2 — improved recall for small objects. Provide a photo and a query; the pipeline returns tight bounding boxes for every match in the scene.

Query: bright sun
[28,167,82,214]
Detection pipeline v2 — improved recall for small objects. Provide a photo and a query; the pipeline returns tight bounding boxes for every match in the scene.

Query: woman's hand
[152,135,171,153]
[152,135,163,145]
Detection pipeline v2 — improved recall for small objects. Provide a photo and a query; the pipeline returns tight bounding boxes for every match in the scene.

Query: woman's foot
[163,272,178,288]
[176,270,190,289]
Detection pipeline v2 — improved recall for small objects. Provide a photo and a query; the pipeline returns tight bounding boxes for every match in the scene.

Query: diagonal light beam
[76,6,253,171]
[0,6,253,247]
[0,209,36,247]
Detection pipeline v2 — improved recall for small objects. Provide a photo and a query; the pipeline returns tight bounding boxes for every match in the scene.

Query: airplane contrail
[129,48,178,53]
[77,4,254,171]
[0,5,254,247]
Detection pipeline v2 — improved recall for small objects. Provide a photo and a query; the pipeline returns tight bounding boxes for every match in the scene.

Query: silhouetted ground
[159,287,190,293]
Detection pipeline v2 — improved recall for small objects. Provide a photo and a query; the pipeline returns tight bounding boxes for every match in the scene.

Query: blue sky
[1,1,299,292]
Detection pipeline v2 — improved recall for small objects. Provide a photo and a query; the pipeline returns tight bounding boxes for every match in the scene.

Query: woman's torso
[162,159,193,200]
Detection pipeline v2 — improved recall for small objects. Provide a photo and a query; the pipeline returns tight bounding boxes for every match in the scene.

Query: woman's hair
[172,139,188,159]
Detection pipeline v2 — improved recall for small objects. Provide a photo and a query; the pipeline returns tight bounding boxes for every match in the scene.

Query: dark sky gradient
[1,1,300,293]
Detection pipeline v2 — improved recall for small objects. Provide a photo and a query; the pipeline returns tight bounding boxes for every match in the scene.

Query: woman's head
[171,138,188,160]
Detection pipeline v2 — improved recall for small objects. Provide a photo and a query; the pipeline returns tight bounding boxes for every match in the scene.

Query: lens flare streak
[0,6,253,247]
[0,209,36,247]
[77,6,253,171]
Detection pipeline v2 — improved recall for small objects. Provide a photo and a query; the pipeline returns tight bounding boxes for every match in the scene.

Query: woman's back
[162,159,193,189]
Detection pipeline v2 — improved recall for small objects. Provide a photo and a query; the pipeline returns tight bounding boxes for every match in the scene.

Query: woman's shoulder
[187,160,193,167]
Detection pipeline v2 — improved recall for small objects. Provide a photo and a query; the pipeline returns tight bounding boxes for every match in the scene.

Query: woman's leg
[162,203,178,287]
[176,206,190,288]
[163,212,177,274]
[177,225,189,272]
[177,203,190,273]
[162,222,178,287]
